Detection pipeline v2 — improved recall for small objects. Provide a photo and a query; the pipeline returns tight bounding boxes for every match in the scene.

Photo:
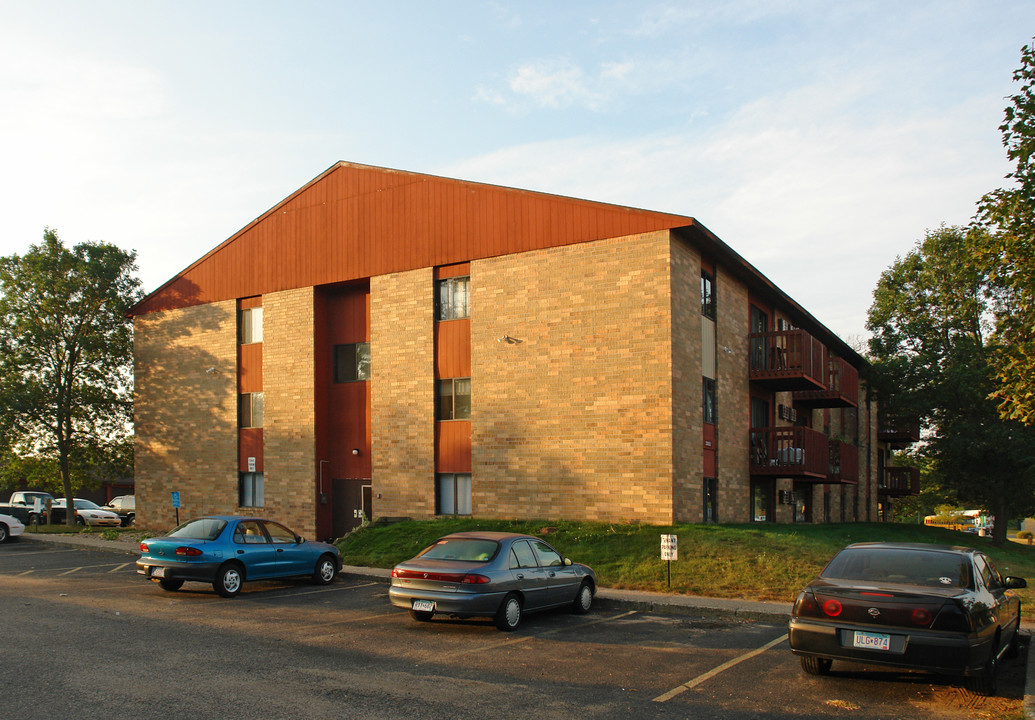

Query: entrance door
[332,478,372,539]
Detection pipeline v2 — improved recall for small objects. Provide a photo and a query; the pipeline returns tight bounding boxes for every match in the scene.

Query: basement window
[239,472,264,508]
[436,473,472,515]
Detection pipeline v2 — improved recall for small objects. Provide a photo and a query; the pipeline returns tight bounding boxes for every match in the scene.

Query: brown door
[332,478,371,539]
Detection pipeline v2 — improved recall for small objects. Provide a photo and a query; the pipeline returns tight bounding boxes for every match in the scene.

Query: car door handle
[237,550,245,554]
[516,573,525,580]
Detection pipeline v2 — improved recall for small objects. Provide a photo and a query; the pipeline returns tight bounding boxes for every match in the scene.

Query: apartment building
[130,162,909,540]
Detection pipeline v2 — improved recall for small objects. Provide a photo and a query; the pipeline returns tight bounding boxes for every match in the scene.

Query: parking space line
[59,567,83,576]
[110,563,133,573]
[652,633,788,702]
[426,610,639,664]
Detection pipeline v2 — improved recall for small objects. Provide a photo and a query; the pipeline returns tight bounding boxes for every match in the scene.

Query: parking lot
[0,539,1027,719]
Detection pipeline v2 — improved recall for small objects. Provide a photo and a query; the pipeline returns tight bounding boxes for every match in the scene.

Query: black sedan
[389,531,596,631]
[789,542,1026,695]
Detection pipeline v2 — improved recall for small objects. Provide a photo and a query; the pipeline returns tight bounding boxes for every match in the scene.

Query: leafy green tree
[976,38,1035,425]
[0,229,141,524]
[867,225,1035,544]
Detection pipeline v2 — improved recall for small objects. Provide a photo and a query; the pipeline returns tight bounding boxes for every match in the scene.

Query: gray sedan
[389,531,596,631]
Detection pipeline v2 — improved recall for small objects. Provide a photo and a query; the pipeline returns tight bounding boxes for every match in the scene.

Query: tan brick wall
[671,237,703,522]
[370,269,436,518]
[715,264,751,522]
[471,231,676,523]
[134,301,237,532]
[262,287,317,537]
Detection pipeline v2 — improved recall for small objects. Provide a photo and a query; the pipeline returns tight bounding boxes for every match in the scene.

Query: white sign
[248,457,256,472]
[661,534,678,561]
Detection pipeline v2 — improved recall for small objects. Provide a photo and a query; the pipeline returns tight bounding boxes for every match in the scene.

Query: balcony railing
[749,329,827,391]
[878,423,921,448]
[750,426,828,479]
[794,356,859,408]
[828,440,859,484]
[880,466,921,496]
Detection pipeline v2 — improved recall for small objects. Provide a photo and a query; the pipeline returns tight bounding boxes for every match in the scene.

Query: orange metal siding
[435,319,471,378]
[238,343,262,393]
[132,163,694,316]
[436,421,472,473]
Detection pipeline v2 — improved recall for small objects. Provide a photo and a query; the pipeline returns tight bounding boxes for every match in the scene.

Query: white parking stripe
[652,633,788,702]
[110,563,133,573]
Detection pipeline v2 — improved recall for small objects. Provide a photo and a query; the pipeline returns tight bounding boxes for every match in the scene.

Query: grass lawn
[335,518,1035,619]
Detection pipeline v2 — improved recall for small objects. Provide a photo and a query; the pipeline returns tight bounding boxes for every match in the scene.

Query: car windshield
[418,538,500,562]
[73,500,102,510]
[822,547,972,589]
[167,518,228,541]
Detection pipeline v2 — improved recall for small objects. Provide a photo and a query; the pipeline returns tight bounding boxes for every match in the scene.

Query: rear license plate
[853,631,891,650]
[412,600,435,612]
[150,567,165,579]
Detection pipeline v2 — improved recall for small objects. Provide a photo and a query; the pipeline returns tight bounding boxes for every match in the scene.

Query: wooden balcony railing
[750,426,828,479]
[794,356,859,408]
[828,439,859,484]
[880,466,921,496]
[749,329,827,391]
[878,423,921,447]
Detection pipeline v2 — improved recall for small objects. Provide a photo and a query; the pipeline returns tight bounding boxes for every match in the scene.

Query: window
[436,378,471,420]
[436,473,472,515]
[701,270,716,319]
[509,540,538,569]
[334,343,370,382]
[703,378,717,424]
[233,519,267,543]
[239,307,262,344]
[436,276,470,321]
[752,479,773,522]
[239,472,264,508]
[530,540,564,567]
[239,393,263,428]
[703,478,718,523]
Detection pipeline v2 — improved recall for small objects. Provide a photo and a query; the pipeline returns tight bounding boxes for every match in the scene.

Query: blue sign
[171,491,181,508]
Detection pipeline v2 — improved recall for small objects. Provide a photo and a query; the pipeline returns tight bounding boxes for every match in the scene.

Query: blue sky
[2,1,1033,342]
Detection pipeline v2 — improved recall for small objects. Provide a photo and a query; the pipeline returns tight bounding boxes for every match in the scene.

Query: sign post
[171,491,181,526]
[660,534,678,588]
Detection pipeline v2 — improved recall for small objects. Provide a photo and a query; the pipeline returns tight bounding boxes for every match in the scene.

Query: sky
[1,1,1033,344]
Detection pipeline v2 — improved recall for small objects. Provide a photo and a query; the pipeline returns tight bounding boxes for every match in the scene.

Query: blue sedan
[137,516,342,597]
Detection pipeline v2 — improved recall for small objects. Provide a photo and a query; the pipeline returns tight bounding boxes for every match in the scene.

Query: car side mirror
[564,558,572,566]
[296,537,305,544]
[1004,576,1027,589]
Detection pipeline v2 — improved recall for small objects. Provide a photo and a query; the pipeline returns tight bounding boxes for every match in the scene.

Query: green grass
[335,519,1035,618]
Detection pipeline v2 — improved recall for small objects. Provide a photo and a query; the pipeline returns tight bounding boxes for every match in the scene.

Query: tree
[0,229,141,524]
[867,225,1035,544]
[975,38,1035,425]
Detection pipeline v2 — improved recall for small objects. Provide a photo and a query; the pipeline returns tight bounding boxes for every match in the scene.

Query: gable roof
[129,161,695,316]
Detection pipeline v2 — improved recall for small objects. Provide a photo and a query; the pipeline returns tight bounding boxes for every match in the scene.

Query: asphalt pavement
[16,530,1035,717]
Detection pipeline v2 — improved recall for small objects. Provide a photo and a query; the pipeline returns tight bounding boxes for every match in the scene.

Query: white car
[52,499,122,527]
[0,512,26,543]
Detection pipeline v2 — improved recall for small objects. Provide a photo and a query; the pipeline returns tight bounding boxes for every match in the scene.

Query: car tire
[572,580,593,614]
[27,513,38,526]
[800,656,832,675]
[159,578,184,592]
[75,516,85,526]
[966,648,998,696]
[312,554,338,585]
[0,523,8,543]
[495,593,522,632]
[214,563,244,598]
[409,609,434,622]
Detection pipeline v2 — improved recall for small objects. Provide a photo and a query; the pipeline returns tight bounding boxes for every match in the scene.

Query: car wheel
[966,648,998,696]
[495,593,522,632]
[159,578,184,592]
[800,656,832,675]
[0,523,8,543]
[312,554,338,585]
[75,516,85,526]
[409,609,434,622]
[27,513,38,526]
[214,563,244,598]
[572,580,593,614]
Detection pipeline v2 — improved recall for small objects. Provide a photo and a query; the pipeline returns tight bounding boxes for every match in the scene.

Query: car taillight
[931,601,972,632]
[461,574,491,584]
[822,599,843,617]
[140,542,149,552]
[793,589,820,617]
[910,608,933,626]
[175,546,203,557]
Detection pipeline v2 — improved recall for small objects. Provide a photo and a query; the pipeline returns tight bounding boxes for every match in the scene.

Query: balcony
[794,356,859,408]
[878,423,920,448]
[750,426,828,479]
[880,466,921,496]
[828,439,859,484]
[749,329,827,391]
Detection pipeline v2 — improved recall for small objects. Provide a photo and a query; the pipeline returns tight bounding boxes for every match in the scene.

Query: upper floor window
[334,343,370,382]
[701,270,716,319]
[239,307,262,344]
[436,378,471,420]
[703,378,717,424]
[436,276,470,321]
[239,392,264,428]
